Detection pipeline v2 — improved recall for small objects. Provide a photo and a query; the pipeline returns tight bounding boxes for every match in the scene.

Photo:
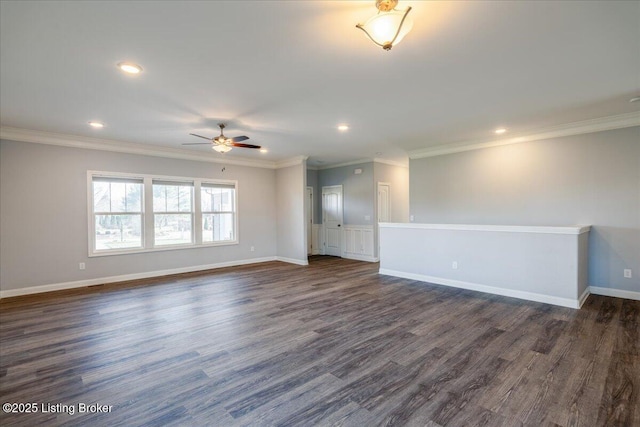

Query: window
[92,176,144,252]
[201,183,236,243]
[153,181,194,246]
[88,171,238,256]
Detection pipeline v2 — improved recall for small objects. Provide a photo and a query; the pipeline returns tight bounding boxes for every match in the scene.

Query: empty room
[1,1,638,426]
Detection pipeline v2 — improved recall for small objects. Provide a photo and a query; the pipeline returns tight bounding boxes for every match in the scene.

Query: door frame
[306,186,313,255]
[377,182,391,223]
[376,182,391,258]
[322,185,344,257]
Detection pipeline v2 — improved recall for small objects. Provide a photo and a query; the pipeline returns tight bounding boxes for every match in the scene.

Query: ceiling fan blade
[231,142,262,149]
[182,142,213,145]
[229,135,249,143]
[189,133,213,141]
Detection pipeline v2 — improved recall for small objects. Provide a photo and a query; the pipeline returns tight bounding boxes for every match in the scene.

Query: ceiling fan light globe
[213,145,232,153]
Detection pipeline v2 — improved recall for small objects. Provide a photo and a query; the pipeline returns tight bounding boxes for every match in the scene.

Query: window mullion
[194,181,203,245]
[143,176,154,249]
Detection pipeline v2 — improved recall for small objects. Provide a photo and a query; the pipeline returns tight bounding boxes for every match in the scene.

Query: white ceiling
[1,1,639,167]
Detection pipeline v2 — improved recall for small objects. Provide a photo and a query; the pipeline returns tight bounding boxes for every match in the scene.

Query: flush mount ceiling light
[88,121,104,128]
[117,62,143,74]
[260,149,268,153]
[630,96,640,103]
[495,128,507,134]
[356,0,413,51]
[337,124,350,131]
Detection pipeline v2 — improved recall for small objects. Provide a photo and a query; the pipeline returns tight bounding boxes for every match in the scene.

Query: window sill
[89,241,239,257]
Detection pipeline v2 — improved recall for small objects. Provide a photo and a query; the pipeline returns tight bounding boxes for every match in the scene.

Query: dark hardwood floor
[1,256,638,426]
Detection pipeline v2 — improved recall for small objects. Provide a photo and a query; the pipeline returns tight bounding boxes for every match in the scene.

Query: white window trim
[200,180,238,245]
[87,170,239,257]
[152,179,195,247]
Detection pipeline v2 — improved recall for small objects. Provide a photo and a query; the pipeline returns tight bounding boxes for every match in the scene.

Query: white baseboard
[589,286,640,301]
[577,287,590,308]
[378,268,582,309]
[343,253,379,263]
[0,256,278,299]
[275,256,309,266]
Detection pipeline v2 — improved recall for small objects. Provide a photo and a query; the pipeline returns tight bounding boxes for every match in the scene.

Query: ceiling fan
[183,123,261,153]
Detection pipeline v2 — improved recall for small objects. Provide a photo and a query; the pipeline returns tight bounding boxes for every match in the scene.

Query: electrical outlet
[624,269,632,278]
[250,246,255,252]
[79,262,85,270]
[452,261,458,270]
[410,215,415,222]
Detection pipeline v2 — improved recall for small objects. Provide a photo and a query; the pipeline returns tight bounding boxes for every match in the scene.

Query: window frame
[88,171,239,257]
[152,180,195,248]
[200,182,238,245]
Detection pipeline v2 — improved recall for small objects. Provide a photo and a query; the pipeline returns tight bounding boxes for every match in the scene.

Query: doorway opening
[322,185,343,257]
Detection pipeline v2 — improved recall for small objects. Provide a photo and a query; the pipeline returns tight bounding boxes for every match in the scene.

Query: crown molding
[276,155,308,169]
[0,126,283,169]
[314,157,409,171]
[316,158,373,170]
[373,157,409,168]
[409,112,640,160]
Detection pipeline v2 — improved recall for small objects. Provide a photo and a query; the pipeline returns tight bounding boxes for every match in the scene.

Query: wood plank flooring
[1,256,638,426]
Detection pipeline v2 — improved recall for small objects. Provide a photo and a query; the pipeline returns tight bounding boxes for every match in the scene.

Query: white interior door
[377,183,390,258]
[306,186,313,255]
[322,185,343,257]
[378,183,390,223]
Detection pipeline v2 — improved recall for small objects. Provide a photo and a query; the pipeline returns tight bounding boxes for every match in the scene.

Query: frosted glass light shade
[357,8,413,50]
[213,145,232,153]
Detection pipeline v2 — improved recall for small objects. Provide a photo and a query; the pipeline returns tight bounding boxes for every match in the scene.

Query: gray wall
[306,168,321,224]
[0,140,278,291]
[409,127,640,292]
[276,162,307,262]
[318,162,374,225]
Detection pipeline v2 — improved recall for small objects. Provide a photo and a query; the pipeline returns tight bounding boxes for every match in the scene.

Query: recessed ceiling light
[337,124,349,131]
[88,121,104,128]
[260,149,268,153]
[495,128,507,134]
[630,96,640,103]
[117,62,143,74]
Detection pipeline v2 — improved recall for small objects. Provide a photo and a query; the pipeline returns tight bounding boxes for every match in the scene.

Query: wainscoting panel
[343,225,377,262]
